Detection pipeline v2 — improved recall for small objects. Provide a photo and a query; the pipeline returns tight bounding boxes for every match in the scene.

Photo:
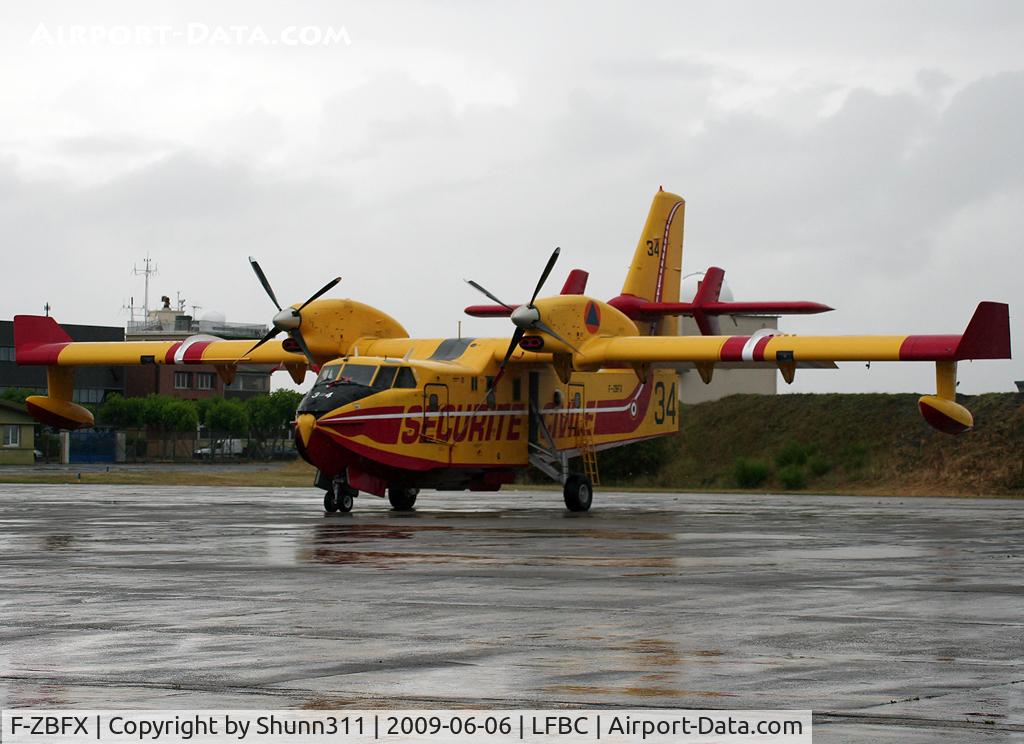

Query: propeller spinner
[465,246,581,393]
[245,256,340,366]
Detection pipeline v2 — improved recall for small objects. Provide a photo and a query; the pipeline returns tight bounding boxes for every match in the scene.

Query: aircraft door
[568,382,586,436]
[422,383,449,442]
[528,372,540,445]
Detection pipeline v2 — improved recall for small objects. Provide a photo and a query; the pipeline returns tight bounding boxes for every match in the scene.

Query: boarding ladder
[573,417,600,486]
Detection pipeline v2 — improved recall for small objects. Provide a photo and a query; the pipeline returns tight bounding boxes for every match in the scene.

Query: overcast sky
[0,1,1020,394]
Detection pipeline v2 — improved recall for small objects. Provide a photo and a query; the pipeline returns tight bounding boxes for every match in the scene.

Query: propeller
[465,247,581,397]
[244,256,340,366]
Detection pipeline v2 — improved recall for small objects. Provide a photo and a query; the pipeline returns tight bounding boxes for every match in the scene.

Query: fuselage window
[373,366,398,390]
[394,367,417,389]
[427,393,439,412]
[512,377,522,402]
[340,364,377,386]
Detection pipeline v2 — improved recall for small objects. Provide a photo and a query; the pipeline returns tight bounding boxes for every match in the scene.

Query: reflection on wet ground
[1,486,1023,743]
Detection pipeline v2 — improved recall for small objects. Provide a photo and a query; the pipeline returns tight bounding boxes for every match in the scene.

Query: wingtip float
[13,188,1012,511]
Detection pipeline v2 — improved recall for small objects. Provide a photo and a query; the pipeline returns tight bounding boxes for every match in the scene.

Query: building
[0,319,125,403]
[0,399,36,464]
[124,297,273,400]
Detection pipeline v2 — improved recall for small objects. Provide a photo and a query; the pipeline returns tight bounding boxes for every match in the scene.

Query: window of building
[2,425,19,447]
[174,372,191,389]
[195,373,214,390]
[72,388,104,404]
[394,367,417,389]
[0,346,14,362]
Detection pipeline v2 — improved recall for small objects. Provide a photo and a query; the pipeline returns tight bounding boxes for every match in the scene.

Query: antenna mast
[132,255,158,317]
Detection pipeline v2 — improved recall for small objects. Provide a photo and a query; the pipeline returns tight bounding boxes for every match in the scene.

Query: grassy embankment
[1,393,1021,496]
[618,392,1024,497]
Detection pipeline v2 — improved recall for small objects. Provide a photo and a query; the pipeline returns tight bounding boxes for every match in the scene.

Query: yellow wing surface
[519,297,1011,435]
[13,315,307,429]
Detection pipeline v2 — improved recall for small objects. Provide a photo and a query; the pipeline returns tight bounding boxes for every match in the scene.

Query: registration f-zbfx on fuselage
[13,189,1011,512]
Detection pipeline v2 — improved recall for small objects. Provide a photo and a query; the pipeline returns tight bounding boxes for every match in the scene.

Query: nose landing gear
[321,474,357,513]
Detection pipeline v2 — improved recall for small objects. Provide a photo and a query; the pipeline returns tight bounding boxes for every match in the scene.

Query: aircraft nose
[296,413,316,447]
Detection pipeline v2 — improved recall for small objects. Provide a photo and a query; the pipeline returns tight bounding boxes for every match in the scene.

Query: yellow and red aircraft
[13,189,1011,512]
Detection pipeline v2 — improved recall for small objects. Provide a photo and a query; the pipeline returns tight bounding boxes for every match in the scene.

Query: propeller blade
[290,330,317,368]
[243,327,279,358]
[535,319,582,354]
[298,276,341,311]
[249,257,282,311]
[486,327,525,397]
[528,246,561,306]
[465,280,514,311]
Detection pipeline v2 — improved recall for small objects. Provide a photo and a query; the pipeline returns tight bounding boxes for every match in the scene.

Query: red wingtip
[13,315,72,365]
[956,301,1011,360]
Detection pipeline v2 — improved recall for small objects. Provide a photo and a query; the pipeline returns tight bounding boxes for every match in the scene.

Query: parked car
[193,439,246,458]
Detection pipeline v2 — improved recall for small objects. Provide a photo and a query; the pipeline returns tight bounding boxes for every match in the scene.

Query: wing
[582,302,1010,366]
[577,302,1010,435]
[14,315,307,367]
[13,315,309,430]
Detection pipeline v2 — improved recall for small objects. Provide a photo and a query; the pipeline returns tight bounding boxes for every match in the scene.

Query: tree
[1,388,34,405]
[205,398,249,458]
[164,399,199,460]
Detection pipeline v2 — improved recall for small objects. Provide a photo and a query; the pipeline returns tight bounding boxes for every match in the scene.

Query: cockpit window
[339,364,377,386]
[394,367,417,389]
[373,366,398,390]
[316,365,342,384]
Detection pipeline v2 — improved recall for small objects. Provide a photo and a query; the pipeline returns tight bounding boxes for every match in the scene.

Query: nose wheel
[324,480,356,513]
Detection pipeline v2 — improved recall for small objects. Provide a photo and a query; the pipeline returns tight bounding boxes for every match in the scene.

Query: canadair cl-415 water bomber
[13,189,1011,512]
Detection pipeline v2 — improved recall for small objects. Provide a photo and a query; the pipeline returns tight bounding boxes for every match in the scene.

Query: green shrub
[599,437,671,481]
[842,443,870,471]
[778,464,807,490]
[775,440,810,468]
[808,455,832,477]
[734,458,771,488]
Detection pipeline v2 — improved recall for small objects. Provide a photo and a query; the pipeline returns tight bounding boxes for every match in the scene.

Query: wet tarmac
[0,485,1022,743]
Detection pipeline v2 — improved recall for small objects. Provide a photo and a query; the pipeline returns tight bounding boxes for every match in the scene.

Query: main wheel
[323,489,338,513]
[563,474,593,512]
[388,487,419,511]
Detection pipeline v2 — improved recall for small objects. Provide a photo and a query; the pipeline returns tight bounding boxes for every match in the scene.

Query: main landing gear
[528,399,595,512]
[562,474,593,512]
[388,486,419,512]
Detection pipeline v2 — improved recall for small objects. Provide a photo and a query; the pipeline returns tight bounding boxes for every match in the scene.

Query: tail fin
[620,188,686,334]
[621,188,686,303]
